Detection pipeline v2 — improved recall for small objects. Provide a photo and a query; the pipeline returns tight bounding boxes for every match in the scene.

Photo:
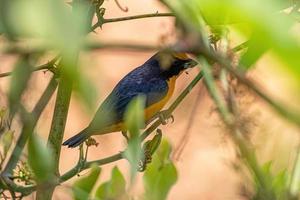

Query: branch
[85,42,163,52]
[2,76,58,176]
[192,44,300,128]
[91,12,174,31]
[0,76,57,196]
[38,56,78,199]
[0,56,59,78]
[2,42,163,55]
[198,57,274,198]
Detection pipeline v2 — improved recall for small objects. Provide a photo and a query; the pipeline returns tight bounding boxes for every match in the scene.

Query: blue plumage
[88,56,169,131]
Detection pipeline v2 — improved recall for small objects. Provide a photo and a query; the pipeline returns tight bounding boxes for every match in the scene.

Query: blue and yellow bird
[63,51,197,148]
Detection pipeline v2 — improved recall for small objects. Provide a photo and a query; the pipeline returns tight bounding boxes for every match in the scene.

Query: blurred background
[1,0,300,199]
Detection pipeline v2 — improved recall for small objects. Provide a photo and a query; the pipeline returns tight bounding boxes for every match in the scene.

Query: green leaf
[73,71,98,112]
[0,130,13,156]
[95,166,127,200]
[289,152,300,197]
[239,30,271,70]
[124,95,145,138]
[124,96,145,180]
[156,139,172,164]
[9,57,32,116]
[73,165,101,200]
[166,0,300,82]
[272,170,288,198]
[143,139,178,200]
[27,134,54,183]
[7,0,89,58]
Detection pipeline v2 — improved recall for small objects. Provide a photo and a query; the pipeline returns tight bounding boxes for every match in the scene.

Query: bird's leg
[122,130,129,141]
[157,110,174,125]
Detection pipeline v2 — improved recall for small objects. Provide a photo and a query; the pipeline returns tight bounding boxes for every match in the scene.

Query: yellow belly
[96,77,176,134]
[144,76,176,121]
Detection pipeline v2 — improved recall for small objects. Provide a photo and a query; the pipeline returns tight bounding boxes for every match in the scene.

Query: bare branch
[91,12,174,31]
[0,56,59,78]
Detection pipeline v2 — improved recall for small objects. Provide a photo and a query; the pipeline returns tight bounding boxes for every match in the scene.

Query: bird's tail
[62,128,89,148]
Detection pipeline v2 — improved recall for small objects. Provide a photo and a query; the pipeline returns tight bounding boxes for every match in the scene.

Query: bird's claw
[158,110,174,125]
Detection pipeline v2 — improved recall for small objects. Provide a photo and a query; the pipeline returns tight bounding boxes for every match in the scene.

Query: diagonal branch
[199,57,275,198]
[195,46,300,127]
[2,76,58,176]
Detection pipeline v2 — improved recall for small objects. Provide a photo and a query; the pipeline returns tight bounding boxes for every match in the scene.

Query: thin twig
[231,41,249,53]
[114,0,128,12]
[0,56,59,78]
[91,12,174,31]
[172,84,204,161]
[85,42,162,52]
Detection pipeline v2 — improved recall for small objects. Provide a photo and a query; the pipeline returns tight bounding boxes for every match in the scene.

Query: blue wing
[88,64,168,130]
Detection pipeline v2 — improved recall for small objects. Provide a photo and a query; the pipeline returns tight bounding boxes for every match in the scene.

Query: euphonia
[63,51,197,148]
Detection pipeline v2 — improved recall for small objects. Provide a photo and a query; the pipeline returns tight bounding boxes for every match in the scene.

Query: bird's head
[154,51,198,79]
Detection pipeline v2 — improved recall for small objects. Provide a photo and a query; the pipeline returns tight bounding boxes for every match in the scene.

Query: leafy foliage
[73,165,101,200]
[95,167,127,200]
[143,139,178,200]
[124,96,145,180]
[27,134,54,183]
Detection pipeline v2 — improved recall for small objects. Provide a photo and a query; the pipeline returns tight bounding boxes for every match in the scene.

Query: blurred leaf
[0,130,13,156]
[95,166,127,200]
[6,0,89,58]
[0,0,17,38]
[156,139,172,164]
[27,134,54,183]
[73,165,101,200]
[124,95,145,138]
[124,96,145,181]
[143,139,177,200]
[166,0,300,81]
[290,151,300,197]
[272,170,288,198]
[9,57,32,117]
[73,71,98,112]
[239,30,271,70]
[254,162,289,199]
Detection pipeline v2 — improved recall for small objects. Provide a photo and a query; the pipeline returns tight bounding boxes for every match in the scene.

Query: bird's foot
[157,110,174,125]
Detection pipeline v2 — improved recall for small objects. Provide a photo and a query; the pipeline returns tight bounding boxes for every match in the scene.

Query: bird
[63,51,197,148]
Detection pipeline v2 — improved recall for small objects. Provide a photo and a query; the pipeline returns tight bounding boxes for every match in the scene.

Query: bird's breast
[144,76,176,121]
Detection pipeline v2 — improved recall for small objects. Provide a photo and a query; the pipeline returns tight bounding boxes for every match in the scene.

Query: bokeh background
[1,0,300,199]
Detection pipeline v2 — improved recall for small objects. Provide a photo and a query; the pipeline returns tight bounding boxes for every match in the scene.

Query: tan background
[1,0,300,199]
